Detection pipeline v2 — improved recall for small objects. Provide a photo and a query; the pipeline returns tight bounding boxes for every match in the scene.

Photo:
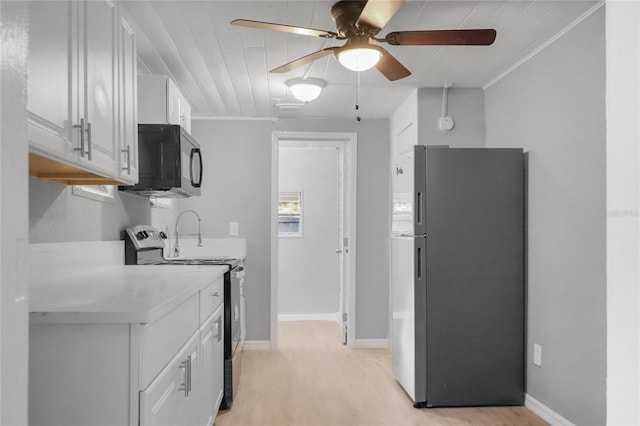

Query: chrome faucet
[174,209,203,257]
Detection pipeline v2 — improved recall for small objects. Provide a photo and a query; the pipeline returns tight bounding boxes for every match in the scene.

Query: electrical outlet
[533,344,542,367]
[229,222,239,236]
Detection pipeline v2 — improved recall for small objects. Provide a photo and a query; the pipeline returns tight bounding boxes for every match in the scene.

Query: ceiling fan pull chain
[355,72,361,122]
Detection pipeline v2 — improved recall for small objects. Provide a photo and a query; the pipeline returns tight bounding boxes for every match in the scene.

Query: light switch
[230,222,239,236]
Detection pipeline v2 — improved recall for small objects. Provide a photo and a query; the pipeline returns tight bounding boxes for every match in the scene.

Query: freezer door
[392,146,426,236]
[391,235,427,404]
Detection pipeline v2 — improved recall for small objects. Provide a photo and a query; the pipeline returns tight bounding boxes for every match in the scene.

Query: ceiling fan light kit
[286,78,326,102]
[336,40,382,72]
[231,0,496,81]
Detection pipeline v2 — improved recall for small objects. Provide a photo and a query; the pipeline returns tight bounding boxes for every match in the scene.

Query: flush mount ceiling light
[286,78,326,102]
[335,39,383,72]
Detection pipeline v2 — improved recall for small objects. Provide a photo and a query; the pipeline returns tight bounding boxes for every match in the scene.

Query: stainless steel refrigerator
[391,145,524,407]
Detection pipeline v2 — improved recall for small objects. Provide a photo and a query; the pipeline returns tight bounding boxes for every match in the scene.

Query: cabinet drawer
[141,293,199,388]
[200,276,224,324]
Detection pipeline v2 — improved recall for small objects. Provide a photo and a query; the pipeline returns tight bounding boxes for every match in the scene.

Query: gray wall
[418,87,485,148]
[278,147,340,315]
[181,118,390,341]
[29,178,153,242]
[484,8,606,425]
[176,120,273,341]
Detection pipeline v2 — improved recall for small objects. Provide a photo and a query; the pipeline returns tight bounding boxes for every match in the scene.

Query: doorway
[271,132,357,348]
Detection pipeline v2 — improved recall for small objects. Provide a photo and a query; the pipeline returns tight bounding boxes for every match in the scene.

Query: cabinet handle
[121,145,131,174]
[210,291,220,297]
[186,355,192,395]
[86,122,92,161]
[216,316,223,342]
[73,118,86,158]
[179,359,189,396]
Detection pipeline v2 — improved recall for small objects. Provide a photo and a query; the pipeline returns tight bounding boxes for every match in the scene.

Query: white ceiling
[122,0,601,120]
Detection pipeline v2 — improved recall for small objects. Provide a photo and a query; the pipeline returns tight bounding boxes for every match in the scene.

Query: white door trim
[271,131,358,348]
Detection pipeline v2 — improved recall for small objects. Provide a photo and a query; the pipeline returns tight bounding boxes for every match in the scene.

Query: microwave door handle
[190,148,203,188]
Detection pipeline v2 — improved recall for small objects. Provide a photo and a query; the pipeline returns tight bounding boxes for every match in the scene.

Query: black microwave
[121,124,202,197]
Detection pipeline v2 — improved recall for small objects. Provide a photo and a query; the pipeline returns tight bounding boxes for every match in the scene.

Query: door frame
[271,131,357,348]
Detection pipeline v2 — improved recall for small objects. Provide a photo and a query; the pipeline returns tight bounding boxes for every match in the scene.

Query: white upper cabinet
[27,0,78,163]
[118,15,138,184]
[138,74,192,134]
[83,0,118,175]
[27,0,138,185]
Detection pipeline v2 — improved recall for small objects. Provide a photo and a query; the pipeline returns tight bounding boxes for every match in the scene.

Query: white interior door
[337,144,348,344]
[278,143,341,324]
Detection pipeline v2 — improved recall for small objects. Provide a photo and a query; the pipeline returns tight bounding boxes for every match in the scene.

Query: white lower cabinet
[200,305,225,426]
[140,332,200,426]
[29,277,225,426]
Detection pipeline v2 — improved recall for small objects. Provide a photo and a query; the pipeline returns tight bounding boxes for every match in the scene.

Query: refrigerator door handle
[416,192,423,227]
[417,246,422,280]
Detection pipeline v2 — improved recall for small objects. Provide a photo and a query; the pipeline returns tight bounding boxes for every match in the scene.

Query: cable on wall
[438,83,455,132]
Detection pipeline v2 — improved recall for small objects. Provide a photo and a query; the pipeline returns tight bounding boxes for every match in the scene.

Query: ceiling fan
[231,0,497,81]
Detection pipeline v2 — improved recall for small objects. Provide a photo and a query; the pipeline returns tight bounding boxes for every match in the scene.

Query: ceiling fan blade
[375,47,411,81]
[270,47,339,74]
[356,0,405,30]
[231,19,338,39]
[385,29,497,46]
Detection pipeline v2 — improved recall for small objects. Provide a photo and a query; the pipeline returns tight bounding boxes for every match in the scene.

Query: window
[278,192,303,237]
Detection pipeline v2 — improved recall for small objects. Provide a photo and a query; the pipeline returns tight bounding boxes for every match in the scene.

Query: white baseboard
[242,340,271,351]
[278,312,340,322]
[525,394,576,426]
[353,338,389,349]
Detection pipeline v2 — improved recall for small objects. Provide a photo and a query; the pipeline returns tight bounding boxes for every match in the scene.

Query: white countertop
[30,262,227,325]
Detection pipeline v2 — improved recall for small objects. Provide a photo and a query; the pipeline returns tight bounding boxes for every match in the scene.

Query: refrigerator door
[391,235,427,404]
[425,147,524,406]
[392,146,426,236]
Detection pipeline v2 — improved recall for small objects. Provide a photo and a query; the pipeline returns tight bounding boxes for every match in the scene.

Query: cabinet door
[82,0,118,174]
[180,96,191,134]
[166,78,182,126]
[200,306,224,426]
[140,332,199,426]
[27,0,80,161]
[118,15,138,183]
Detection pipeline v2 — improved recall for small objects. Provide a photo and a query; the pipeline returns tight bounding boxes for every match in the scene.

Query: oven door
[179,129,202,196]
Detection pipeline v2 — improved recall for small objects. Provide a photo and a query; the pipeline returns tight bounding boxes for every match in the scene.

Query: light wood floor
[215,321,547,426]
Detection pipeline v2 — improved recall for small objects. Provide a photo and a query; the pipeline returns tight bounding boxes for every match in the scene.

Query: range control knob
[158,231,168,239]
[136,231,148,240]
